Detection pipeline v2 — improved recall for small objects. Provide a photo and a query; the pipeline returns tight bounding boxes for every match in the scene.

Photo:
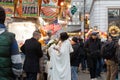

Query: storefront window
[108,8,120,28]
[108,8,120,39]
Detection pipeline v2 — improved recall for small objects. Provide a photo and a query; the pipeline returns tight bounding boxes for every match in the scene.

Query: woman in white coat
[47,32,73,80]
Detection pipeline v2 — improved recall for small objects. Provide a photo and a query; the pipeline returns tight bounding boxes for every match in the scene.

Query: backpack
[102,42,116,59]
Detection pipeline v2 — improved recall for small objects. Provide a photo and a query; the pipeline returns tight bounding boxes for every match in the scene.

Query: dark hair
[107,35,112,39]
[60,32,69,41]
[0,6,6,24]
[72,37,78,43]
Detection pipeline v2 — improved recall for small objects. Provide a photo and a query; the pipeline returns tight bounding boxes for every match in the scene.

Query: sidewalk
[78,71,120,80]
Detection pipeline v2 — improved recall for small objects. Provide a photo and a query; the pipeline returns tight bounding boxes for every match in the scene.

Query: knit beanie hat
[72,37,78,43]
[0,6,6,24]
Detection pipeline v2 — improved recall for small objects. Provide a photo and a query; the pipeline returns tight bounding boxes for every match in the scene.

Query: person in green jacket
[0,6,22,80]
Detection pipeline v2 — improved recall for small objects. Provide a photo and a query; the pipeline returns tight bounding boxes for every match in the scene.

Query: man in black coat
[21,31,43,80]
[84,32,101,80]
[70,37,81,80]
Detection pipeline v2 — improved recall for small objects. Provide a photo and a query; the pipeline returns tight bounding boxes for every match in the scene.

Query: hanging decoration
[41,0,59,22]
[58,0,64,6]
[58,0,72,21]
[14,0,42,17]
[14,0,23,17]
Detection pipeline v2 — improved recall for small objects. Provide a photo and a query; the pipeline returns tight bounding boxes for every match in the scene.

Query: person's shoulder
[97,38,101,41]
[25,38,31,42]
[74,43,79,48]
[4,31,15,37]
[66,39,71,44]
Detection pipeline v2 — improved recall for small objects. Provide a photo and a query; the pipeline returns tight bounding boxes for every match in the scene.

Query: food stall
[1,0,72,47]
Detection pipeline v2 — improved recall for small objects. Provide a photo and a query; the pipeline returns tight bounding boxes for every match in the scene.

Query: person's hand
[53,47,59,51]
[104,59,107,64]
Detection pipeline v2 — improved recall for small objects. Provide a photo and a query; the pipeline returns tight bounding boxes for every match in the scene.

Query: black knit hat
[91,32,99,36]
[72,37,78,43]
[0,6,6,24]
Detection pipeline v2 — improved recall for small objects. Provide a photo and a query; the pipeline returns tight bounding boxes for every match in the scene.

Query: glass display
[108,8,120,28]
[108,8,120,27]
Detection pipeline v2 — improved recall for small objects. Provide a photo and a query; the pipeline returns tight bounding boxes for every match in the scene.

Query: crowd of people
[0,6,120,80]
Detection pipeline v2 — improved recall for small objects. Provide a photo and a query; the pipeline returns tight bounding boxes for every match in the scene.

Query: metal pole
[84,0,86,41]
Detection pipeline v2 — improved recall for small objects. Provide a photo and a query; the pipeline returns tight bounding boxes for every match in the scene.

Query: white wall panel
[90,0,120,32]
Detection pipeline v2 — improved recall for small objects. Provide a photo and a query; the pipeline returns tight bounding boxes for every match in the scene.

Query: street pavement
[78,71,120,80]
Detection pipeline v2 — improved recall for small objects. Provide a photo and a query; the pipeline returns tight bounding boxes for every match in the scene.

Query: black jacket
[70,43,81,67]
[21,38,43,73]
[84,38,101,68]
[84,37,101,57]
